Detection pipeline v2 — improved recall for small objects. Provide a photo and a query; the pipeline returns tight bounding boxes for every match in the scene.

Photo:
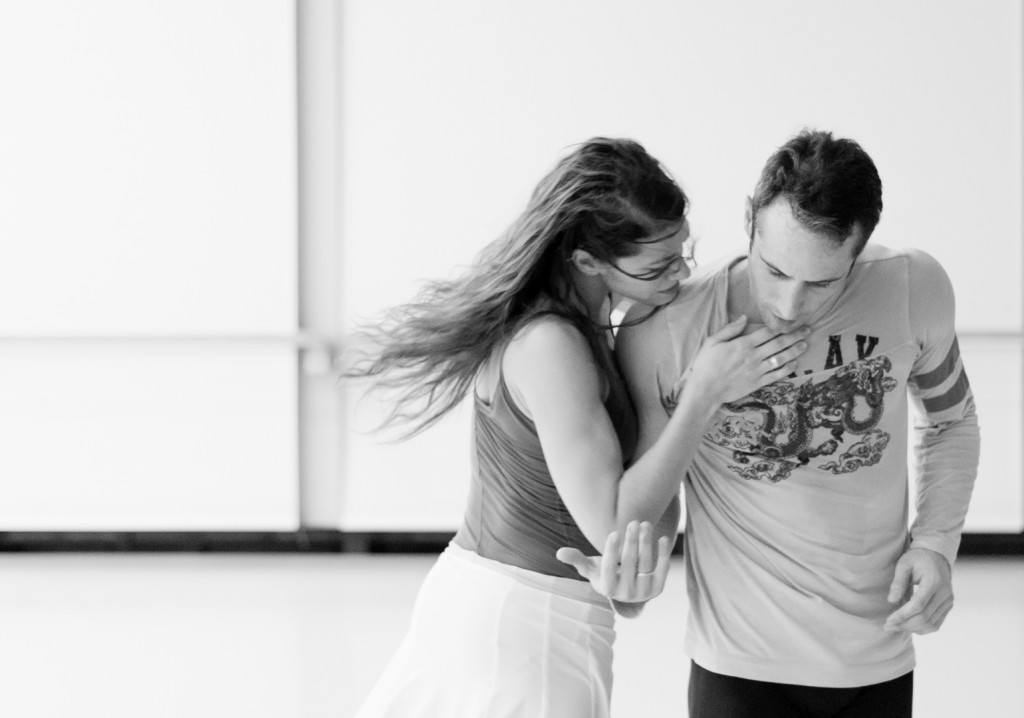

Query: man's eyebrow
[762,255,845,284]
[762,257,791,277]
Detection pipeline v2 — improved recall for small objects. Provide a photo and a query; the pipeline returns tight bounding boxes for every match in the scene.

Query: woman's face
[602,219,694,307]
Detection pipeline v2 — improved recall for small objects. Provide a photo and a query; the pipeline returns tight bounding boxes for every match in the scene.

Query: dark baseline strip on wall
[0,531,1022,556]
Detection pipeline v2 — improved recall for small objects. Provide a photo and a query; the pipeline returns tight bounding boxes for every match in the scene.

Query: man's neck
[726,256,760,324]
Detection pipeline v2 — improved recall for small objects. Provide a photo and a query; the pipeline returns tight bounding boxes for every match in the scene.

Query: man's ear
[744,196,754,240]
[571,248,605,276]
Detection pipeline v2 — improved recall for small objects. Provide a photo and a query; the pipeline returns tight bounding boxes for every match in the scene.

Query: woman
[349,138,807,717]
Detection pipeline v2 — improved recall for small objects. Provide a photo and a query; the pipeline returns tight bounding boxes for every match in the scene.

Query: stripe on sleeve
[913,337,961,390]
[921,368,971,414]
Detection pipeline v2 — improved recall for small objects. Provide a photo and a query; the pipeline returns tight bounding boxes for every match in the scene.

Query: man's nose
[775,284,806,320]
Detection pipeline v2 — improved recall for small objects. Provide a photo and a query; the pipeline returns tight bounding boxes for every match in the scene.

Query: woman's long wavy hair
[345,137,687,438]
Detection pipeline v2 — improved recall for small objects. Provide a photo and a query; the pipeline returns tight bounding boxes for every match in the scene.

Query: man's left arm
[885,249,981,634]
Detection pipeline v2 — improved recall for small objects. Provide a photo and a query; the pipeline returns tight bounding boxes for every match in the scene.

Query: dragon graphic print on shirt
[705,353,899,483]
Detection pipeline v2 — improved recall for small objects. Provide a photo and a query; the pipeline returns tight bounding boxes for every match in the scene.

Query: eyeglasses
[608,252,696,282]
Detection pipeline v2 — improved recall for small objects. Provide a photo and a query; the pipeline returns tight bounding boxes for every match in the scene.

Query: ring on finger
[766,355,780,369]
[637,570,656,578]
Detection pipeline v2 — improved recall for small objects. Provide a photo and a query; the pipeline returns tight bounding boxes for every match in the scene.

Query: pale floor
[1,554,1021,718]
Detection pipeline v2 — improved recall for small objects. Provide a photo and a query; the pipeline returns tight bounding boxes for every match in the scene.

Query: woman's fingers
[762,343,806,374]
[564,524,675,603]
[598,531,622,597]
[619,521,640,586]
[636,522,655,576]
[557,525,675,604]
[628,523,671,602]
[762,359,800,382]
[554,546,593,580]
[707,315,748,344]
[710,323,809,366]
[752,328,810,381]
[647,535,673,597]
[754,328,810,357]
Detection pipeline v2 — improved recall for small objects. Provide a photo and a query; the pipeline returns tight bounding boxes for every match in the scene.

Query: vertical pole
[296,0,345,529]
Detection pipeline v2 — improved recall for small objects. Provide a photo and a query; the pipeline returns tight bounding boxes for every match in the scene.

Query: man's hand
[555,521,672,615]
[884,547,954,634]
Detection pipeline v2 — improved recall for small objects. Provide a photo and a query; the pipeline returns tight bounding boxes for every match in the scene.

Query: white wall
[0,0,300,529]
[338,0,1023,531]
[1,0,1013,533]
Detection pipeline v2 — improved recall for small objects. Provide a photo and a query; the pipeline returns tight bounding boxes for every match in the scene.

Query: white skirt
[354,543,616,718]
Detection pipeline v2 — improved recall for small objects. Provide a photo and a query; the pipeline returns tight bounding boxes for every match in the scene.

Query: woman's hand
[685,315,810,405]
[555,521,672,613]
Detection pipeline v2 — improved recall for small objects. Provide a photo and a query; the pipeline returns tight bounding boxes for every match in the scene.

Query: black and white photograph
[0,1,1021,716]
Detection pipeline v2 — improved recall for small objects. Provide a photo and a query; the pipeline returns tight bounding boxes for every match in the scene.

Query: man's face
[746,197,861,333]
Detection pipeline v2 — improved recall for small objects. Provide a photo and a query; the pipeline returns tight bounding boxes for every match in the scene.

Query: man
[616,130,980,717]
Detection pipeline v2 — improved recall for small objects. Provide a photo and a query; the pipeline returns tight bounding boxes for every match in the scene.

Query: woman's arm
[504,316,806,551]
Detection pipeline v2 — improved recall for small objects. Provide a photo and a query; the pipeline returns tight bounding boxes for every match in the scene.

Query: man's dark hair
[750,129,883,256]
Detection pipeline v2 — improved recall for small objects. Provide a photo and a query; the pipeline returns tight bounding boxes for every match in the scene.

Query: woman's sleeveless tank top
[452,326,638,580]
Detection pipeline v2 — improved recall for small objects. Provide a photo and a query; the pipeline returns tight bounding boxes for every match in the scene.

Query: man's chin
[763,315,801,333]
